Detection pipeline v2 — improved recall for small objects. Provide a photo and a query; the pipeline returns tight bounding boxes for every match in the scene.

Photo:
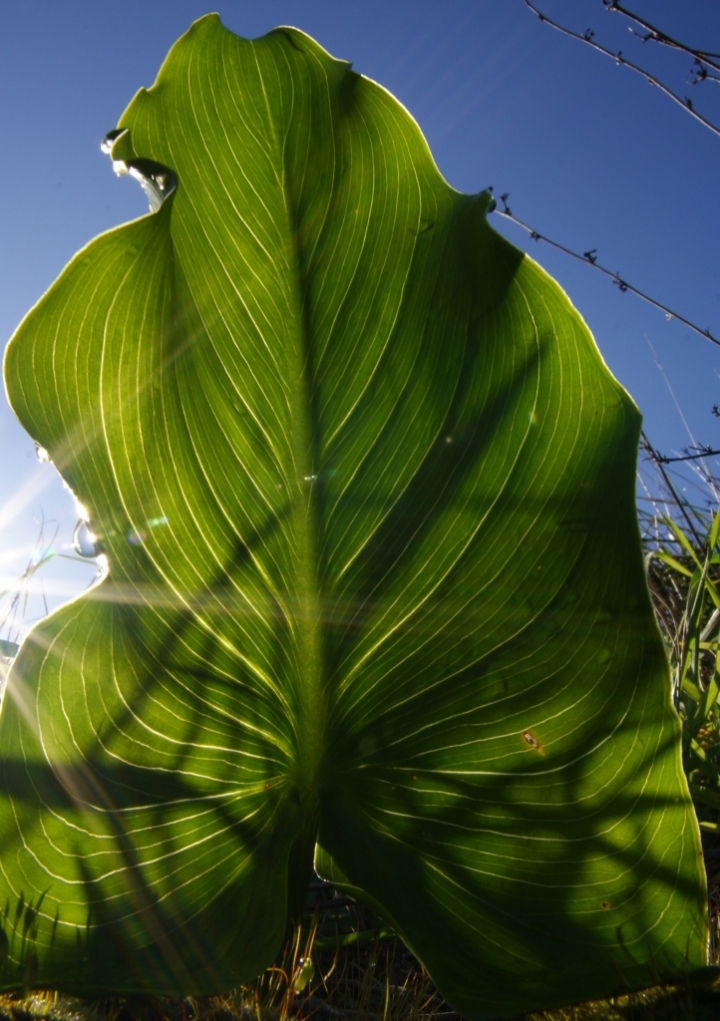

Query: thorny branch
[489,191,720,348]
[521,0,720,138]
[603,1,720,84]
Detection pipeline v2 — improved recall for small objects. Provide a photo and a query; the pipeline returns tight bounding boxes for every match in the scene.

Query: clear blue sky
[2,0,720,638]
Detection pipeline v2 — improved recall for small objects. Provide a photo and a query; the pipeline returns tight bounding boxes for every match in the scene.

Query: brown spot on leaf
[522,731,544,754]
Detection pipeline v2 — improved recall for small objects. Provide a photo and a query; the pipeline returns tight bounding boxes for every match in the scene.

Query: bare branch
[645,446,720,466]
[603,1,720,74]
[689,62,720,88]
[489,192,720,348]
[640,432,705,546]
[521,0,720,139]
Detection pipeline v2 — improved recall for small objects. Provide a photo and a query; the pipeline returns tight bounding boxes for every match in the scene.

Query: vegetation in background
[638,451,720,968]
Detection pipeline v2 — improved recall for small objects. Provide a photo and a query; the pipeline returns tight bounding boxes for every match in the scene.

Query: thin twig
[648,447,720,466]
[521,0,720,138]
[489,193,720,348]
[641,431,704,546]
[604,1,720,75]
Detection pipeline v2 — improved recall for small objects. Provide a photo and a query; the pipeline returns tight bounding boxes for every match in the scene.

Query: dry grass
[0,881,718,1021]
[0,885,454,1021]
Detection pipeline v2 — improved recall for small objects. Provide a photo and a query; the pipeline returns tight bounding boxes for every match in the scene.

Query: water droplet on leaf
[35,443,49,463]
[124,159,178,212]
[73,521,101,558]
[102,133,177,212]
[100,128,125,154]
[94,554,110,582]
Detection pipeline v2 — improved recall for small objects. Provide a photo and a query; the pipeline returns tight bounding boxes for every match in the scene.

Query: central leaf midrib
[282,174,327,811]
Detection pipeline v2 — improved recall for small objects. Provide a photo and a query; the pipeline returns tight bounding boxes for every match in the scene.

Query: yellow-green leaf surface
[1,15,707,1018]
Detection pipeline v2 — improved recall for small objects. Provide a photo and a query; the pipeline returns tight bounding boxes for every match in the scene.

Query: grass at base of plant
[0,880,718,1021]
[1,963,719,1021]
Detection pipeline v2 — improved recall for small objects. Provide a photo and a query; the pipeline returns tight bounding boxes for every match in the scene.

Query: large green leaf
[1,15,707,1018]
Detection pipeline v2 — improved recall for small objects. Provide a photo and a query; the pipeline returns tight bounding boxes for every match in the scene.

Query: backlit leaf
[1,15,707,1018]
